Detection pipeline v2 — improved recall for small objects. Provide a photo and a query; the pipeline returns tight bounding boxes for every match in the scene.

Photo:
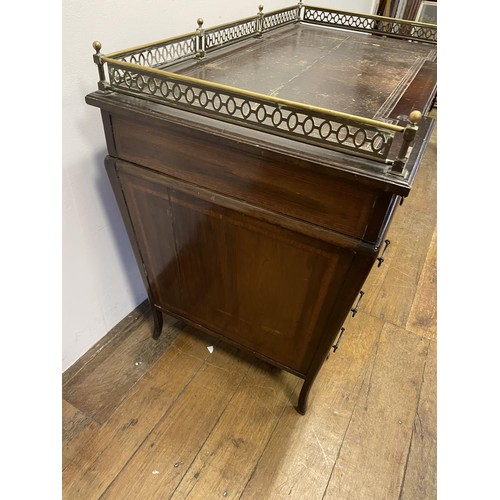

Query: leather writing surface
[171,24,436,120]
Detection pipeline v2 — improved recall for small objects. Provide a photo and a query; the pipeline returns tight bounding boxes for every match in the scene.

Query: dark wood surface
[112,114,380,240]
[170,24,436,120]
[117,158,355,374]
[86,22,436,413]
[87,90,435,197]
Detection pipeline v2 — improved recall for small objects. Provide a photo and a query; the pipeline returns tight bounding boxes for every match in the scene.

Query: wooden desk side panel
[111,114,378,240]
[116,160,360,374]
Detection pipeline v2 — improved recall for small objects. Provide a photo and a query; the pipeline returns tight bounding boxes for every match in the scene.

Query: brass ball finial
[92,40,102,54]
[409,110,422,125]
[197,18,204,28]
[259,5,264,12]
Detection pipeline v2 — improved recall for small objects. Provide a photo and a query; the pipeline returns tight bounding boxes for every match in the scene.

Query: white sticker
[207,345,214,354]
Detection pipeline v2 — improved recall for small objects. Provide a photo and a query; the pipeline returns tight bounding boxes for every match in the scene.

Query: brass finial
[197,18,204,28]
[409,110,422,125]
[92,40,107,90]
[259,5,264,13]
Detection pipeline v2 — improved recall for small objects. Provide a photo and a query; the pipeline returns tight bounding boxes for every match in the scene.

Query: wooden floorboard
[63,308,182,424]
[63,327,214,499]
[322,323,429,500]
[62,114,437,499]
[100,343,254,499]
[169,361,298,500]
[399,340,437,500]
[62,400,100,471]
[406,227,437,340]
[240,312,384,500]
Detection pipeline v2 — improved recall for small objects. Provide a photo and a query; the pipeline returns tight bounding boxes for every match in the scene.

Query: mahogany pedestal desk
[86,4,437,414]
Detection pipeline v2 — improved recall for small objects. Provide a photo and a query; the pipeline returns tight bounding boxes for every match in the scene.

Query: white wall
[62,0,377,372]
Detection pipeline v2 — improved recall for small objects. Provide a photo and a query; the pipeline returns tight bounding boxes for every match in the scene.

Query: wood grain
[399,340,437,500]
[113,115,378,240]
[63,310,180,424]
[118,159,360,376]
[240,312,384,499]
[366,208,435,327]
[406,227,437,339]
[322,323,429,499]
[62,327,213,499]
[100,343,253,499]
[62,400,100,471]
[170,361,298,499]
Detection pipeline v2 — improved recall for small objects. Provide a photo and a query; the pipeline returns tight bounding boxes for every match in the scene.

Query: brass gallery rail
[91,3,437,173]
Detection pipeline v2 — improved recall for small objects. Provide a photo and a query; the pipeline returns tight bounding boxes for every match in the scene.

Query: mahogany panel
[117,159,356,374]
[112,115,378,240]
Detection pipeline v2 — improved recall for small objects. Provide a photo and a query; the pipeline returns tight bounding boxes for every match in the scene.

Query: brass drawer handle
[332,327,345,353]
[350,290,365,317]
[377,239,391,267]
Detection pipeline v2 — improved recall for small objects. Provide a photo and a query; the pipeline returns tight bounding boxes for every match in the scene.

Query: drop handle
[332,327,345,353]
[350,291,365,317]
[377,239,391,267]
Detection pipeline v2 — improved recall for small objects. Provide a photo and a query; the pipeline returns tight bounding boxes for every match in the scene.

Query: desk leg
[105,155,165,342]
[296,251,377,415]
[297,378,314,415]
[152,306,164,340]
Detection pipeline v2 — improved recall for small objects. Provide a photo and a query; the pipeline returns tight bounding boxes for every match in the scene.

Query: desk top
[170,24,436,122]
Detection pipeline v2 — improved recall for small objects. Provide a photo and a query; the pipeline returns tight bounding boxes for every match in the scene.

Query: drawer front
[112,114,378,239]
[116,159,358,374]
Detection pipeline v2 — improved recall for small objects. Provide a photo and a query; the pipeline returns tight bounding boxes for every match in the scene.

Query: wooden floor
[62,110,437,500]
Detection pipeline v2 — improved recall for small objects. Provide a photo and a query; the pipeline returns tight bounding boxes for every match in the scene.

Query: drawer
[111,114,380,240]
